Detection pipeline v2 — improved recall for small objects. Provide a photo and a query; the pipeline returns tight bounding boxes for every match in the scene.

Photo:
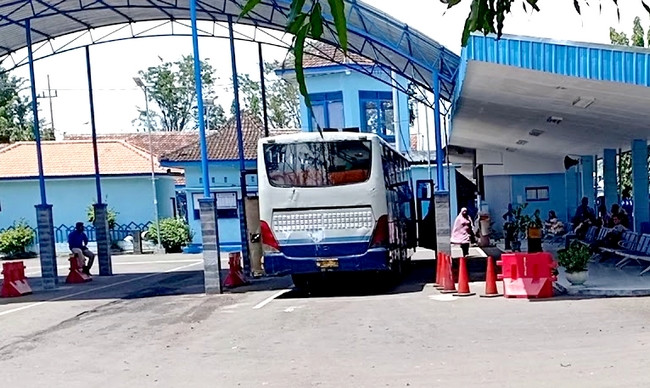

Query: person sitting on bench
[68,222,95,275]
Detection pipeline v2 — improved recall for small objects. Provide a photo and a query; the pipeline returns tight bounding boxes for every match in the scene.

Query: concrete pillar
[93,203,112,276]
[132,230,143,255]
[631,139,649,231]
[580,155,595,209]
[35,204,58,289]
[603,149,618,209]
[199,198,222,294]
[434,191,451,254]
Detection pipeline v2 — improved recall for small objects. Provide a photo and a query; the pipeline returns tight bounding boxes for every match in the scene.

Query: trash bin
[478,212,491,246]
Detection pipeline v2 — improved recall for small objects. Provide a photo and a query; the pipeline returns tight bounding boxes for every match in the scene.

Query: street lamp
[133,77,163,254]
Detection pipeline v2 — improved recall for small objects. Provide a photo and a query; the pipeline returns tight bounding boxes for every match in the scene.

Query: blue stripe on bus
[278,235,371,245]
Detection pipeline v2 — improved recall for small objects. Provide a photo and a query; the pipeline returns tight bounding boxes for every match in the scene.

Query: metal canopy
[451,34,650,160]
[0,0,460,101]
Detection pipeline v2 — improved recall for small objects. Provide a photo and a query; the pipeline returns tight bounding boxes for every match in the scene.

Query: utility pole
[37,75,57,139]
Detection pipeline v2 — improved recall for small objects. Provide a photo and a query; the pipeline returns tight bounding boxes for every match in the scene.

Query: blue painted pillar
[564,165,579,222]
[190,0,222,293]
[433,70,445,192]
[631,139,649,231]
[228,16,250,274]
[580,155,595,210]
[27,20,58,289]
[85,46,111,275]
[603,149,618,210]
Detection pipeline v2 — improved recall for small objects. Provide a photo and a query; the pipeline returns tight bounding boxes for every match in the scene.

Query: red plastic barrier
[224,252,247,288]
[66,254,92,284]
[1,261,32,298]
[496,252,557,299]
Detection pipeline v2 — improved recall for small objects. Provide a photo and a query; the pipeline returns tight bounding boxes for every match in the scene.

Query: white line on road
[0,261,202,318]
[253,289,291,309]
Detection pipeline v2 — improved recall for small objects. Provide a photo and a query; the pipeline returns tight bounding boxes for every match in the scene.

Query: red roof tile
[0,140,168,178]
[162,113,298,162]
[282,41,375,70]
[64,132,199,157]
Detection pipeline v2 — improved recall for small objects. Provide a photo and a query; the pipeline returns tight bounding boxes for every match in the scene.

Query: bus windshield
[263,140,372,187]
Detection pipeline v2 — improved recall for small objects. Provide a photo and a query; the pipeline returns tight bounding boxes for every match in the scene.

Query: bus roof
[258,131,382,145]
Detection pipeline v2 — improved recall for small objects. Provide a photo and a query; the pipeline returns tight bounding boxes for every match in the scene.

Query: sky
[7,0,650,138]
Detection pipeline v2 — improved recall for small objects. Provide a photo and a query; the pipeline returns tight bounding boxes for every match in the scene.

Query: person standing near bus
[451,207,475,257]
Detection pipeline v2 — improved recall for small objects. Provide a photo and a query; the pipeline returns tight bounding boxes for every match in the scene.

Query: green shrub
[0,220,35,256]
[146,218,193,253]
[86,203,118,229]
[556,240,591,273]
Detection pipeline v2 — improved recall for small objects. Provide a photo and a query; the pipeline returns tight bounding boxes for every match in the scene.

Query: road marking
[12,260,202,279]
[429,294,458,302]
[0,261,202,318]
[283,305,303,313]
[253,289,291,309]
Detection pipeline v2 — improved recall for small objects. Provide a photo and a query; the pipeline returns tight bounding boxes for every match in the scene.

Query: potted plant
[509,203,529,252]
[556,240,591,285]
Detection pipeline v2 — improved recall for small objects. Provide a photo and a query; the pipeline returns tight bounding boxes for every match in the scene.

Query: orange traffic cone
[440,255,457,294]
[453,257,475,297]
[480,256,502,297]
[435,253,447,290]
[433,252,442,287]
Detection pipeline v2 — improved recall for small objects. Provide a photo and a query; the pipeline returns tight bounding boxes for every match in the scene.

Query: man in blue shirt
[68,222,95,275]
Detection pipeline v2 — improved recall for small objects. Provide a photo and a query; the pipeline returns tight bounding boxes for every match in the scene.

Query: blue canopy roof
[0,0,460,101]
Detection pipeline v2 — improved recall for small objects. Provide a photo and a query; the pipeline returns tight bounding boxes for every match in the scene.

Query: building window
[525,186,549,201]
[192,191,239,219]
[309,92,344,130]
[359,91,394,140]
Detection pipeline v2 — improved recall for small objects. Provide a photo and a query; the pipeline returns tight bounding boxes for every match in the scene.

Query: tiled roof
[0,140,168,178]
[161,113,299,162]
[64,132,199,157]
[282,41,375,70]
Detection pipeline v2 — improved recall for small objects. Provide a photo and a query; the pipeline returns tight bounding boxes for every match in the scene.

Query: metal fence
[0,222,152,245]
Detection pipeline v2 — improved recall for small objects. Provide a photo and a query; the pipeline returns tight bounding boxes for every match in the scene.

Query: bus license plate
[316,259,339,269]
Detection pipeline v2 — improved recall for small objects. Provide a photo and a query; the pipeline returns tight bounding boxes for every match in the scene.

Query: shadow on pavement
[0,269,294,306]
[278,259,436,299]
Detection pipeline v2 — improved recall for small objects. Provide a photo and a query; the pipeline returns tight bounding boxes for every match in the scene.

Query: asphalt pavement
[1,252,649,387]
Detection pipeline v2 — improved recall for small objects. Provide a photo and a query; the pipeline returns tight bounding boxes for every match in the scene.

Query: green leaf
[310,3,324,39]
[287,13,308,35]
[573,0,580,14]
[525,0,540,12]
[288,0,307,24]
[240,0,262,17]
[328,0,348,51]
[446,0,462,8]
[294,24,310,106]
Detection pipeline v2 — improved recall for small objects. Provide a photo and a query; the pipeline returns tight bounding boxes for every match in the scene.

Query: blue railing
[0,222,152,245]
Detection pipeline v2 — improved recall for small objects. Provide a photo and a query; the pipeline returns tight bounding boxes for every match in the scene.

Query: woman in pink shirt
[450,207,475,257]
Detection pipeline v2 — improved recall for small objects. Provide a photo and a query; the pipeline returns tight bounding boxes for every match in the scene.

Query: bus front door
[416,180,436,250]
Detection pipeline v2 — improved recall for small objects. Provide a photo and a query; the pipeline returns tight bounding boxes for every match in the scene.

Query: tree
[232,61,301,129]
[241,0,650,113]
[135,55,226,131]
[610,16,648,47]
[0,68,53,143]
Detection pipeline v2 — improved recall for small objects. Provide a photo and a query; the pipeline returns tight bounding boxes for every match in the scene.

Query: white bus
[257,131,417,286]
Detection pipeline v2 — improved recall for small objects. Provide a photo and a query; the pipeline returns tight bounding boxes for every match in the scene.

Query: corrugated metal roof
[0,0,459,101]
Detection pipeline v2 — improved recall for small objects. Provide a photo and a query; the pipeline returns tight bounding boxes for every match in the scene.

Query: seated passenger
[68,222,96,275]
[545,210,565,236]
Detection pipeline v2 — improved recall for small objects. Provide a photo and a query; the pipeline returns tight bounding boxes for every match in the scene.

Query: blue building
[0,140,177,252]
[450,34,650,235]
[160,114,283,251]
[277,42,412,153]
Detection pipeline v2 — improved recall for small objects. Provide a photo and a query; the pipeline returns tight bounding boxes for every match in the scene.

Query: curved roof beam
[0,0,460,100]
